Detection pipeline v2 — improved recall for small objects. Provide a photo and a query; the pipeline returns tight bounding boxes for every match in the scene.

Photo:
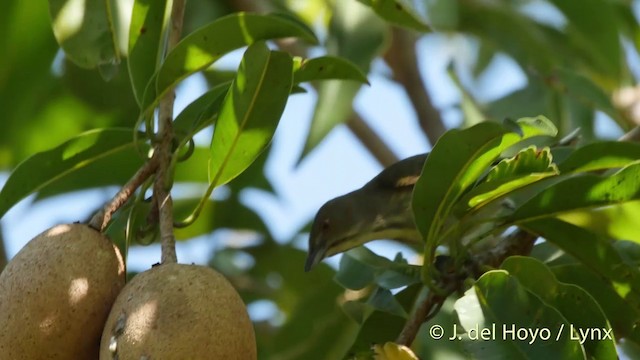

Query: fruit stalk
[154,0,186,264]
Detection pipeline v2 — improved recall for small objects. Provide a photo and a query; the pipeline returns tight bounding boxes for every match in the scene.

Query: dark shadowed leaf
[128,0,169,105]
[48,0,119,69]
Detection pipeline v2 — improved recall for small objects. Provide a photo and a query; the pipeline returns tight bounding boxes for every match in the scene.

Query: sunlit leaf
[460,147,559,209]
[521,219,640,315]
[558,201,640,242]
[558,142,640,173]
[208,41,293,187]
[0,128,142,220]
[412,116,557,277]
[510,162,640,222]
[143,12,316,112]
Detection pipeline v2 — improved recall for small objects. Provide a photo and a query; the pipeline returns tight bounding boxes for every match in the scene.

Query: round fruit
[0,223,125,359]
[100,263,256,360]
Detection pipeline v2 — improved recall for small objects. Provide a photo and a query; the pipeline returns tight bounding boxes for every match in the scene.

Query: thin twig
[88,158,158,232]
[155,0,186,264]
[384,28,446,146]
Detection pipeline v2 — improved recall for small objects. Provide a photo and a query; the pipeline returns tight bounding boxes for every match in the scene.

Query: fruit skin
[100,263,257,360]
[0,223,125,359]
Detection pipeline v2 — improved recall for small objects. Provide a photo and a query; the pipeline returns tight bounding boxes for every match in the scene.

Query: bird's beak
[304,243,327,272]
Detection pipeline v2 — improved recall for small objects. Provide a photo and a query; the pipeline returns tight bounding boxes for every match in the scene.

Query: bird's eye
[322,219,330,230]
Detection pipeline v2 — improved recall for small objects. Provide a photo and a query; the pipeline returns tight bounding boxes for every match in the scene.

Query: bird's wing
[363,153,428,191]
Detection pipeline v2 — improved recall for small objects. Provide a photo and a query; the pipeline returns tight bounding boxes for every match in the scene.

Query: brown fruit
[0,223,125,359]
[100,263,256,360]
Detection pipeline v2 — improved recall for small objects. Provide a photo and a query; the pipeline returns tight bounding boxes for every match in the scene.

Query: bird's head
[305,192,370,272]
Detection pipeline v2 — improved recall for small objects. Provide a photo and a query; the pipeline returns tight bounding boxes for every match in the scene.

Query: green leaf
[547,0,621,81]
[366,287,408,318]
[462,147,559,209]
[293,56,369,84]
[173,197,268,240]
[334,247,421,291]
[199,52,278,192]
[361,0,430,31]
[455,270,584,358]
[554,68,622,123]
[502,256,617,359]
[348,285,421,355]
[144,12,316,112]
[48,0,119,69]
[520,219,640,308]
[558,142,640,173]
[128,0,169,105]
[558,200,640,242]
[235,243,357,360]
[0,128,142,220]
[412,117,557,271]
[552,264,640,343]
[459,3,555,72]
[208,42,292,188]
[173,82,231,144]
[510,162,640,222]
[35,142,148,200]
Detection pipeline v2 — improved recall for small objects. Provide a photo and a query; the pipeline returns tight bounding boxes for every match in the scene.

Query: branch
[383,28,446,146]
[154,0,186,264]
[347,112,399,167]
[88,158,158,232]
[396,229,537,346]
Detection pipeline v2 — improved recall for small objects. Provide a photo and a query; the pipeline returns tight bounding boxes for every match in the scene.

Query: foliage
[2,0,640,359]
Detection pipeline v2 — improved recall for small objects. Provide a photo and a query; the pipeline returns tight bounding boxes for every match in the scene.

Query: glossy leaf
[144,12,316,111]
[558,142,640,173]
[502,256,617,359]
[412,117,557,272]
[128,0,169,105]
[48,0,119,69]
[0,128,142,220]
[558,200,640,242]
[293,56,369,84]
[455,271,584,358]
[208,42,292,187]
[510,162,640,222]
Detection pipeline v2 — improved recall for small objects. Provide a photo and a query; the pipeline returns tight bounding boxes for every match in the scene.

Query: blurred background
[1,0,638,358]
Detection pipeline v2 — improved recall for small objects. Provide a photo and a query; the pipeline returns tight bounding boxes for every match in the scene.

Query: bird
[305,153,428,271]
